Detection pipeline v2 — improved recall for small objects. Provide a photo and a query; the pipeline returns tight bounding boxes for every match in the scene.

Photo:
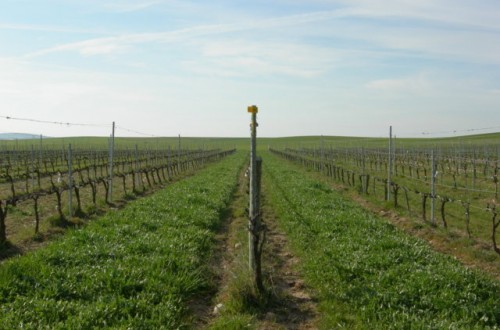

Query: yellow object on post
[247,105,258,113]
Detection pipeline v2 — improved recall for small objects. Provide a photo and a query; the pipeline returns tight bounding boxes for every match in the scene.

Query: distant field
[1,132,499,151]
[261,132,500,149]
[0,136,248,151]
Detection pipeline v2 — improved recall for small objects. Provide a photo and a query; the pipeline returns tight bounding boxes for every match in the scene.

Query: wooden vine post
[430,149,436,226]
[248,105,264,293]
[108,122,115,204]
[68,143,73,218]
[387,126,393,201]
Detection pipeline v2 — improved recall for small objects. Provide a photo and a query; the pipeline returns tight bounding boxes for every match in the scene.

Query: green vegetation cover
[0,152,244,329]
[263,152,500,329]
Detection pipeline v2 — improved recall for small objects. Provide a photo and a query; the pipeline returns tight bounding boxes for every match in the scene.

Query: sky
[0,0,499,138]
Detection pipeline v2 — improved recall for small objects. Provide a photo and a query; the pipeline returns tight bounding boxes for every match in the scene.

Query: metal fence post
[248,105,264,293]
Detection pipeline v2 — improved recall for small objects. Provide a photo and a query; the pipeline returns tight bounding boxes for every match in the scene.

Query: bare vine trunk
[0,201,8,245]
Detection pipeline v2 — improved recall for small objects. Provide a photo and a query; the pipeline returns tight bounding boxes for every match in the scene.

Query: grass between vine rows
[0,151,246,329]
[263,151,500,329]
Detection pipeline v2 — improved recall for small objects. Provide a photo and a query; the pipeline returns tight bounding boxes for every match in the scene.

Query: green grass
[0,151,246,329]
[263,151,500,329]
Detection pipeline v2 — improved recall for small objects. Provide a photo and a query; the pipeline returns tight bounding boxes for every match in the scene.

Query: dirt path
[189,167,248,328]
[198,167,319,329]
[258,191,319,329]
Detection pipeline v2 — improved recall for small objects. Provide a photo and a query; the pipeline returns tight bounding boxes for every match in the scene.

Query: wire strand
[0,115,108,128]
[0,115,160,137]
[419,125,500,136]
[115,125,158,137]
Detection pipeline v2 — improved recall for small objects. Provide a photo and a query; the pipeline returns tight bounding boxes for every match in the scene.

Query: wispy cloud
[364,72,496,98]
[190,38,336,78]
[0,23,110,35]
[102,0,165,13]
[25,37,130,57]
[23,3,500,68]
[365,74,434,95]
[330,0,500,30]
[24,15,342,77]
[23,23,238,58]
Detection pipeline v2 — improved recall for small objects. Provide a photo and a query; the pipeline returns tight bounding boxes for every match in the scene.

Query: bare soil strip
[189,206,238,327]
[197,167,319,329]
[257,191,319,329]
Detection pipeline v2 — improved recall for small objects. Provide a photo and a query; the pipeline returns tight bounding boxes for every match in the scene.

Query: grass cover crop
[0,152,245,329]
[263,152,500,329]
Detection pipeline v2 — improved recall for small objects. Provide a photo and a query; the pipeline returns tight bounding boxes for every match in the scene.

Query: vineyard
[261,151,500,328]
[0,134,499,328]
[269,140,500,255]
[0,141,235,247]
[0,150,245,328]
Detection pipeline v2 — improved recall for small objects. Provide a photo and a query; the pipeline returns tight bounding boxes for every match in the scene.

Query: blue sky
[1,0,499,138]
